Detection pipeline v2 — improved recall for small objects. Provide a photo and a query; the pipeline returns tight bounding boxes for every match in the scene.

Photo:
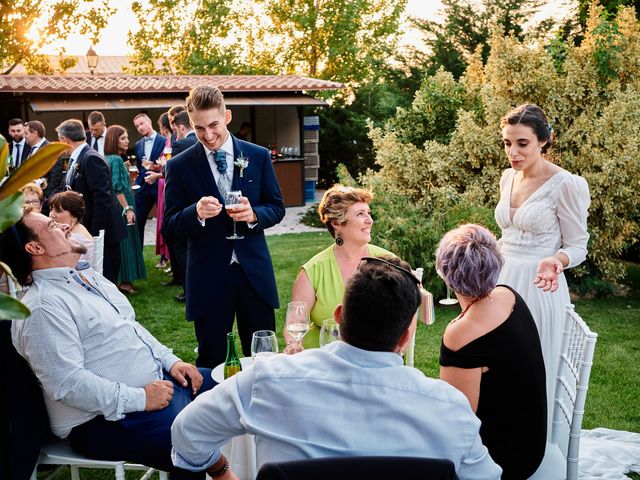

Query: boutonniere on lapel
[234,152,249,178]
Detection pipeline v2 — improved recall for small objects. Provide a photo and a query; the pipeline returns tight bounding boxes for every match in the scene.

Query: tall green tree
[0,0,114,74]
[127,0,255,75]
[414,0,547,78]
[263,0,406,85]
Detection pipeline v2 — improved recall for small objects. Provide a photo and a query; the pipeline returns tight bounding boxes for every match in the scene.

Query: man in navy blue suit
[133,113,166,246]
[57,119,126,283]
[163,86,285,367]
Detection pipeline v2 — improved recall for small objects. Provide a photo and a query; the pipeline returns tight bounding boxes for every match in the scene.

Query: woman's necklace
[453,294,488,322]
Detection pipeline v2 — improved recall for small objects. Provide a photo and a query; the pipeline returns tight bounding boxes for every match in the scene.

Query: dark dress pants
[194,263,275,368]
[168,238,187,286]
[135,189,157,247]
[102,241,122,285]
[68,369,215,479]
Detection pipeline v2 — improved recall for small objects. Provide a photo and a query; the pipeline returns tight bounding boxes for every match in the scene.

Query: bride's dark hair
[501,104,554,153]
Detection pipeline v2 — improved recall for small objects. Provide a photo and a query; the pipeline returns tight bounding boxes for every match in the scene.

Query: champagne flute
[286,301,310,348]
[225,190,245,240]
[319,319,340,347]
[251,330,279,360]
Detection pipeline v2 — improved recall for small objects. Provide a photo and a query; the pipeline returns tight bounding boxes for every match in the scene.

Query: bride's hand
[534,256,564,292]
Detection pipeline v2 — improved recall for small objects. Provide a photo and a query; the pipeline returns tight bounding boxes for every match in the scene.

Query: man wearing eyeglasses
[172,256,502,480]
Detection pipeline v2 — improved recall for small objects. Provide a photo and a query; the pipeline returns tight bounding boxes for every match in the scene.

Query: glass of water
[251,330,278,360]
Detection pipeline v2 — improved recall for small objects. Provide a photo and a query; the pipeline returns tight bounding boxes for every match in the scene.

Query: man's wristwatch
[206,454,229,478]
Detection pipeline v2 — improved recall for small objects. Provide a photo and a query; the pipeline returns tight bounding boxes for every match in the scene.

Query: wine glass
[286,301,310,348]
[439,285,459,306]
[251,330,279,361]
[225,190,245,240]
[319,319,340,347]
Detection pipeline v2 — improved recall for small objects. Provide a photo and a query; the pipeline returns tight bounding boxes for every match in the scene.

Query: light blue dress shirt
[12,264,181,438]
[171,341,501,480]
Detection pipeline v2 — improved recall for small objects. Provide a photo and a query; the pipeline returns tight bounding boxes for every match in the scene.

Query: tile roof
[0,75,343,94]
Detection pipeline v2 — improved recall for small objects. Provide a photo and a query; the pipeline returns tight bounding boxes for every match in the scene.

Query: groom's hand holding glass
[226,195,257,223]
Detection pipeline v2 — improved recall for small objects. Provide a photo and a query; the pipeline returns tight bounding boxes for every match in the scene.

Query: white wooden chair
[93,229,105,274]
[529,305,598,480]
[31,437,168,480]
[406,268,435,367]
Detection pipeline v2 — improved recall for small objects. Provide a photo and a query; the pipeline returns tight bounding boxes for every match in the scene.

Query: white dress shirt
[91,134,105,156]
[143,132,158,160]
[29,138,47,157]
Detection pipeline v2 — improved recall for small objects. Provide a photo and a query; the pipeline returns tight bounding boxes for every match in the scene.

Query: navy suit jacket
[134,134,166,198]
[9,140,31,168]
[67,145,125,246]
[171,131,197,156]
[163,136,285,320]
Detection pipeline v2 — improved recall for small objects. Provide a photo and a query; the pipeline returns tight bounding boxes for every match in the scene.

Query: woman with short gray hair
[437,224,546,479]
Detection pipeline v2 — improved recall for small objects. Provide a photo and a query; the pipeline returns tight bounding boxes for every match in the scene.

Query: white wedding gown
[495,168,590,427]
[496,169,640,479]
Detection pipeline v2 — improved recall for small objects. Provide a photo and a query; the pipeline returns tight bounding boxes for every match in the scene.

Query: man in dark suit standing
[56,119,126,283]
[133,113,166,246]
[163,86,285,367]
[86,110,107,156]
[7,118,31,171]
[163,111,198,302]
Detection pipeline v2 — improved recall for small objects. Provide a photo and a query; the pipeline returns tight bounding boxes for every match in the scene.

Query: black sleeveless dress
[439,285,547,479]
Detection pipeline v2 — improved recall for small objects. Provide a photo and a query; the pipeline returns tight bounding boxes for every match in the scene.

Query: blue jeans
[68,368,215,479]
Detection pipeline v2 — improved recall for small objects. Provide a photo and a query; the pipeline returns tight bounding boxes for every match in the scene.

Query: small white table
[211,358,257,480]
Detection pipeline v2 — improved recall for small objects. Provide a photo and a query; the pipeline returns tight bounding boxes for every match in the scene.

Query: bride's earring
[335,232,344,246]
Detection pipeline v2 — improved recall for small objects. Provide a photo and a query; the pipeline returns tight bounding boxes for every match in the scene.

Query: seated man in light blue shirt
[0,211,215,479]
[171,256,502,480]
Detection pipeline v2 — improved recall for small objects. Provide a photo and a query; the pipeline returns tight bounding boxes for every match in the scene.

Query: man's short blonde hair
[186,86,225,113]
[318,185,374,238]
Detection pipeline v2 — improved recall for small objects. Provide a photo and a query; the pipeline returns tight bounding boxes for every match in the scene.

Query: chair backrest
[551,305,598,480]
[93,229,105,275]
[256,456,459,480]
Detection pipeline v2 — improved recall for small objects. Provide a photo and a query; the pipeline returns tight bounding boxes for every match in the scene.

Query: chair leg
[71,465,81,480]
[115,464,126,480]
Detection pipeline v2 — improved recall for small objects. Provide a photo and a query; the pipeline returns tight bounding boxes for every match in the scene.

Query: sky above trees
[37,0,569,56]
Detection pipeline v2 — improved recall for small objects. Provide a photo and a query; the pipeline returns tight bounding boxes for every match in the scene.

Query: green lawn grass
[40,232,640,478]
[137,232,640,432]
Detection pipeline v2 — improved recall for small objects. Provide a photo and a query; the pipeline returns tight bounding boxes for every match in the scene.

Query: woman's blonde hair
[318,184,373,238]
[19,182,44,201]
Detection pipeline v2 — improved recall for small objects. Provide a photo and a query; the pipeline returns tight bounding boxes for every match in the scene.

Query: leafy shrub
[367,4,640,288]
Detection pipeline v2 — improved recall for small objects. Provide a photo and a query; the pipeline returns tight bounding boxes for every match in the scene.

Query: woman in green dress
[284,185,393,352]
[104,125,146,293]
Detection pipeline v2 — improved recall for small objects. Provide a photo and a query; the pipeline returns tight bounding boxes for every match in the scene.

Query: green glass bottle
[223,332,242,379]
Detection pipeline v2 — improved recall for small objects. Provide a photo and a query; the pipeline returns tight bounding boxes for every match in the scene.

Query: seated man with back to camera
[171,256,502,480]
[0,209,216,479]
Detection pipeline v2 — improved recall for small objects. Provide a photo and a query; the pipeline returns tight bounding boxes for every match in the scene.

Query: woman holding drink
[104,125,146,293]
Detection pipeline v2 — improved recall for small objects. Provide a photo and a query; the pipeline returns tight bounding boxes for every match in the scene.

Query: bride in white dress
[494,104,590,427]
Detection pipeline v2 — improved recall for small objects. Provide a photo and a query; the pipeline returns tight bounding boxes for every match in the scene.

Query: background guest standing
[57,119,125,283]
[105,125,147,294]
[133,113,166,247]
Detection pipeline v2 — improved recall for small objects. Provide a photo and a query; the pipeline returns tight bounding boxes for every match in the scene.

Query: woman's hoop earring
[335,232,344,246]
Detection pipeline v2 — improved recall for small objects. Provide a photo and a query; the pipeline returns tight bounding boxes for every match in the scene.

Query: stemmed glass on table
[225,190,244,240]
[319,319,340,347]
[251,330,279,360]
[286,301,310,349]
